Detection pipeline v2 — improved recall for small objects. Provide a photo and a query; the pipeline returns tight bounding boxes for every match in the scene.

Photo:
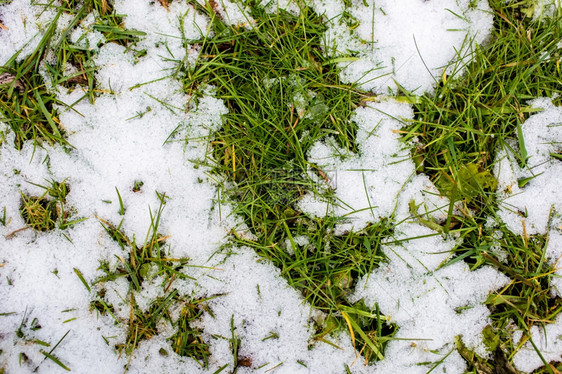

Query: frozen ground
[0,0,561,373]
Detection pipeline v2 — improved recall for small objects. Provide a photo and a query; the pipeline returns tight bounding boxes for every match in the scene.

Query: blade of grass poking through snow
[39,351,71,372]
[34,330,71,372]
[115,187,125,216]
[516,118,528,166]
[340,311,356,351]
[73,268,91,292]
[529,337,556,374]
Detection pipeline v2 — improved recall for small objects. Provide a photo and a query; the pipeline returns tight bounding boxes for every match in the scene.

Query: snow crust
[0,1,57,65]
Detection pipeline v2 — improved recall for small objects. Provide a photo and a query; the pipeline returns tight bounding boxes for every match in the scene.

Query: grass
[0,8,66,150]
[88,192,213,368]
[181,1,402,362]
[17,179,81,233]
[400,0,562,372]
[1,0,562,372]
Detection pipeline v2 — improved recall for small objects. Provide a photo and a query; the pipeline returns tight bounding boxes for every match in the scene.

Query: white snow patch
[0,1,57,65]
[351,224,510,372]
[494,98,562,235]
[513,313,562,372]
[310,0,494,95]
[298,99,418,233]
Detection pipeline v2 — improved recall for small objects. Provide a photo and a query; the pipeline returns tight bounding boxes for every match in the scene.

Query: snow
[0,0,557,373]
[494,98,562,235]
[0,1,244,372]
[513,313,562,373]
[530,0,562,20]
[0,1,57,65]
[310,0,494,95]
[351,224,509,372]
[298,98,459,234]
[298,99,417,233]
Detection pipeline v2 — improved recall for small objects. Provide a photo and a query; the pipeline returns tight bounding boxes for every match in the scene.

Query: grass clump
[20,194,58,232]
[90,192,212,367]
[0,9,66,150]
[168,300,210,363]
[18,179,77,232]
[46,0,146,99]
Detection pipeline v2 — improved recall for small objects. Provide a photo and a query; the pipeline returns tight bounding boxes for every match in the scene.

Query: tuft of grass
[0,8,67,149]
[18,179,79,232]
[91,192,212,366]
[20,193,57,232]
[168,299,211,365]
[46,0,147,99]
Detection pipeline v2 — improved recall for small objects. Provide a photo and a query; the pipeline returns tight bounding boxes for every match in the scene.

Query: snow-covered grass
[1,0,562,373]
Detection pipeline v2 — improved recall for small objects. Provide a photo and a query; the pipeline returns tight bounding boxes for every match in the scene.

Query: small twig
[164,273,175,293]
[5,226,30,239]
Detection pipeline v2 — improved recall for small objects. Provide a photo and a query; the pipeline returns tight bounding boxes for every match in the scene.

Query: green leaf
[40,351,70,371]
[437,163,497,202]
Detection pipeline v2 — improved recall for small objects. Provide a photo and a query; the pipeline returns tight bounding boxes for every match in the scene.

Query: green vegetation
[19,179,79,232]
[181,2,401,362]
[182,0,562,370]
[402,1,562,372]
[90,193,212,367]
[0,10,66,149]
[0,0,147,149]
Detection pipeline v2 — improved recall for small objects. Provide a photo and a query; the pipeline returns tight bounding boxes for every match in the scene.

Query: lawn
[1,0,562,373]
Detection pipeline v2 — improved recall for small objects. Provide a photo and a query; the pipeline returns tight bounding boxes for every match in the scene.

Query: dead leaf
[67,74,88,86]
[238,357,252,367]
[0,21,8,30]
[208,0,224,20]
[0,72,24,92]
[157,0,169,10]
